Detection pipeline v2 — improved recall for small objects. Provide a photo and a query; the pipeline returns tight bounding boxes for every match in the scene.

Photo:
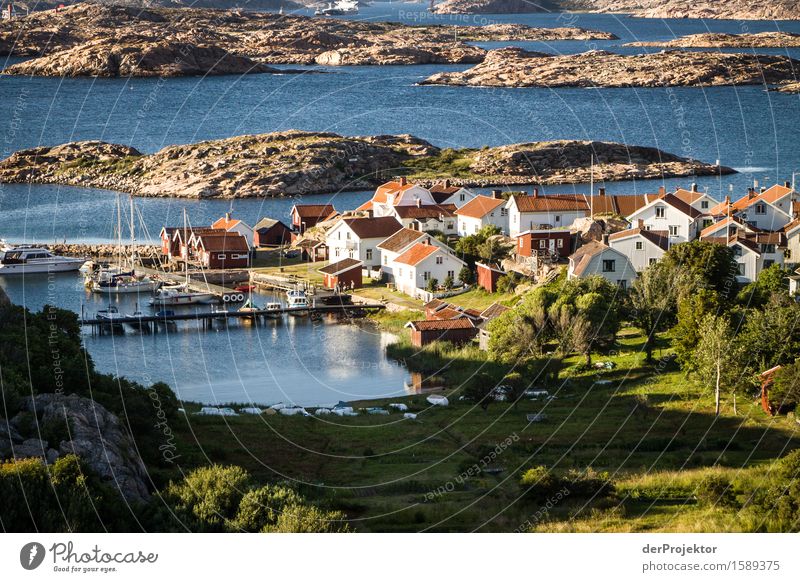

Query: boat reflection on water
[404,372,447,394]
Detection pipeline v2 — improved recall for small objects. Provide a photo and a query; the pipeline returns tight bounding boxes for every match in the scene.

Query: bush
[459,266,475,285]
[695,474,738,508]
[426,277,438,292]
[770,363,800,414]
[443,275,454,290]
[520,465,614,504]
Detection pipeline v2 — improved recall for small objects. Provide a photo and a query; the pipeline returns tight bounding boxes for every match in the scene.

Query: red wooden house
[405,318,477,348]
[253,218,292,247]
[291,204,336,233]
[318,258,363,290]
[191,232,251,270]
[475,262,505,293]
[516,229,573,259]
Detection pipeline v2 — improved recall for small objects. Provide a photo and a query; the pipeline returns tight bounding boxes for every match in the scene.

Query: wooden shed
[318,258,363,290]
[254,218,292,248]
[516,229,573,258]
[405,318,477,348]
[475,262,505,293]
[192,233,251,270]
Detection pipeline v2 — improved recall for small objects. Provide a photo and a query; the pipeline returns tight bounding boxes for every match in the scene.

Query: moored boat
[0,246,85,275]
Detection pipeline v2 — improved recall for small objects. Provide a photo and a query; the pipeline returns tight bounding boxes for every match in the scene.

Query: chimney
[760,187,766,194]
[491,189,502,199]
[602,233,609,245]
[225,212,231,221]
[785,180,792,189]
[533,187,539,198]
[747,188,755,199]
[725,195,730,204]
[658,186,666,197]
[598,187,606,196]
[691,183,698,192]
[637,219,644,230]
[399,176,407,186]
[416,198,422,207]
[444,179,450,188]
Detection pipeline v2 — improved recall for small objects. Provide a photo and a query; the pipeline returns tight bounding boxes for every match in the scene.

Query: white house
[391,241,466,297]
[699,215,760,241]
[721,233,786,283]
[607,225,669,272]
[709,183,795,232]
[356,178,438,217]
[672,186,719,216]
[211,213,255,249]
[455,195,509,236]
[505,192,589,237]
[390,203,458,234]
[429,181,479,208]
[784,219,800,264]
[567,241,636,289]
[377,228,449,282]
[325,216,403,269]
[625,192,704,244]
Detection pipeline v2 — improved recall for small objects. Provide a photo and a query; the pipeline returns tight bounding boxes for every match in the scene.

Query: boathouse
[291,204,336,233]
[318,258,363,290]
[192,232,251,270]
[254,218,292,247]
[405,318,477,348]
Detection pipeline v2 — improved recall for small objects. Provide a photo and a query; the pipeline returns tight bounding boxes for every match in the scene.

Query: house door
[548,239,556,253]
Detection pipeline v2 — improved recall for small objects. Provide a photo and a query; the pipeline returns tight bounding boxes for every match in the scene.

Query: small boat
[150,283,216,306]
[234,284,256,293]
[96,305,124,333]
[92,270,161,295]
[0,246,85,275]
[125,305,152,333]
[426,394,449,407]
[287,289,309,315]
[212,305,229,321]
[263,302,282,319]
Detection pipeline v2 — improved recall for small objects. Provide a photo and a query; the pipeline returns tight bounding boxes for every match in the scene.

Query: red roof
[512,193,589,213]
[455,195,505,218]
[394,242,440,266]
[406,319,475,331]
[292,204,336,219]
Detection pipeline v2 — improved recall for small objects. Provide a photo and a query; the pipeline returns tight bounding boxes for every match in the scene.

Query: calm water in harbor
[1,4,799,403]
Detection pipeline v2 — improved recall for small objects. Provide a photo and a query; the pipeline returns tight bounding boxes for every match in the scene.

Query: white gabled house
[505,191,590,237]
[211,213,255,249]
[325,216,403,269]
[356,178,437,217]
[672,186,719,216]
[607,224,669,272]
[698,215,760,241]
[391,240,466,298]
[429,181,479,208]
[377,228,449,282]
[567,240,636,290]
[455,195,509,236]
[390,203,458,234]
[784,219,800,264]
[625,192,704,244]
[709,183,796,232]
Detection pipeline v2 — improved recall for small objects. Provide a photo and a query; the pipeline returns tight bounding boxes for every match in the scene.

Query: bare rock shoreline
[420,48,800,88]
[0,2,617,77]
[0,130,734,199]
[626,32,800,49]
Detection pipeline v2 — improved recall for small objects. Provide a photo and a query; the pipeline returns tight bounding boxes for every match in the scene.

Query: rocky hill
[432,0,800,20]
[0,131,733,198]
[627,32,800,48]
[421,48,800,88]
[0,2,616,76]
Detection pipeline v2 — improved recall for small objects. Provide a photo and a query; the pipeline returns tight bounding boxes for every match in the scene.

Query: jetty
[80,303,385,335]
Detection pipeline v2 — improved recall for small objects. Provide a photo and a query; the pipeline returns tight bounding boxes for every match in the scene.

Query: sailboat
[91,196,160,295]
[149,209,216,306]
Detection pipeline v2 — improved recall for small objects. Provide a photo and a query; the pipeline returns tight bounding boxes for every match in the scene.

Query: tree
[477,235,513,263]
[426,277,438,292]
[770,362,800,413]
[661,240,738,299]
[442,274,454,290]
[672,288,721,371]
[693,314,744,415]
[455,224,502,263]
[459,266,475,285]
[737,298,800,374]
[463,372,495,411]
[628,262,690,362]
[737,263,792,308]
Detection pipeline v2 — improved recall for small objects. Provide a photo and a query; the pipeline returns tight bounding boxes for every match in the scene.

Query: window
[557,239,564,248]
[474,224,479,234]
[383,256,387,265]
[459,194,465,202]
[617,280,627,290]
[338,231,342,240]
[398,268,403,278]
[501,208,508,217]
[447,270,454,279]
[649,258,658,266]
[764,259,775,269]
[423,271,430,281]
[737,263,745,276]
[701,200,709,209]
[447,222,454,230]
[554,215,561,223]
[602,259,615,272]
[755,203,767,215]
[539,240,546,249]
[635,241,643,250]
[346,231,351,240]
[669,225,679,236]
[762,244,776,254]
[655,206,666,219]
[409,270,413,280]
[366,249,373,261]
[732,245,742,257]
[217,254,226,259]
[436,256,443,264]
[490,212,495,218]
[335,248,341,257]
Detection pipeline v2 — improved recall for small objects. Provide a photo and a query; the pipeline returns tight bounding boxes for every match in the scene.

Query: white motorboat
[0,246,85,275]
[287,289,308,308]
[315,0,358,15]
[150,283,216,306]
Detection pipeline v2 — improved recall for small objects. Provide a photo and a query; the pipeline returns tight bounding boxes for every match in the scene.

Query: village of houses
[157,176,800,348]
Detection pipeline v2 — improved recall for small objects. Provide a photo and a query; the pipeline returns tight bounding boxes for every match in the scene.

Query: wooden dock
[81,303,385,334]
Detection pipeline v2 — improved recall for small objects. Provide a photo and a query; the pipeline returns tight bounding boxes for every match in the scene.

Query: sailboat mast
[589,154,594,218]
[130,196,137,270]
[117,194,122,269]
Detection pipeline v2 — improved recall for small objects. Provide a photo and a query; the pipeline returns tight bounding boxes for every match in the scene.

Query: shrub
[426,277,438,292]
[695,474,738,508]
[459,266,475,285]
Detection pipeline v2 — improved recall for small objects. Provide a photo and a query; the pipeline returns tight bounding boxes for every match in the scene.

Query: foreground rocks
[627,32,800,48]
[0,393,150,502]
[0,130,733,198]
[774,82,800,94]
[421,48,800,88]
[432,0,800,20]
[0,2,616,76]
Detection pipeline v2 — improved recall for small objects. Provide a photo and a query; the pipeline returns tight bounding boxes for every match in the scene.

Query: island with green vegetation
[2,239,799,532]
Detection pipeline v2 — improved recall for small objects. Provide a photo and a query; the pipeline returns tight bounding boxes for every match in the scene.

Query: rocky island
[0,2,616,77]
[627,32,800,48]
[420,48,800,88]
[0,130,732,198]
[431,0,800,20]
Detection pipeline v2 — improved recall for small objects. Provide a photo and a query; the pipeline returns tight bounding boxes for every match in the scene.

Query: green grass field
[167,329,800,532]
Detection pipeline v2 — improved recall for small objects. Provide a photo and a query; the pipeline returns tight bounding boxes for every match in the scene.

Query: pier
[81,303,385,334]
